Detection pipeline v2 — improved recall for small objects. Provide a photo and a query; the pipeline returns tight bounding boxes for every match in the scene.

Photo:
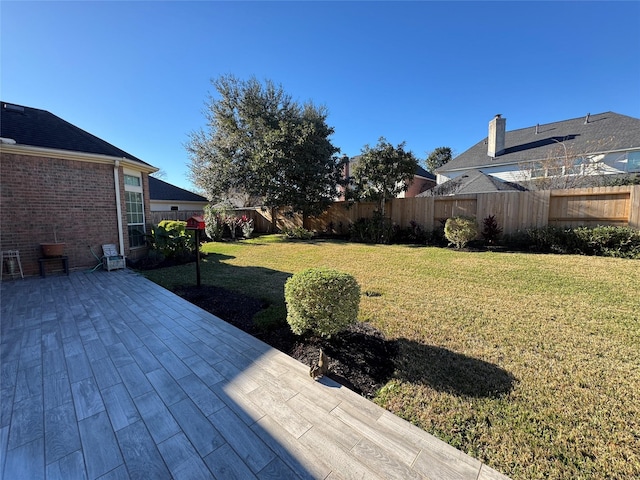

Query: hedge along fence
[234,185,640,235]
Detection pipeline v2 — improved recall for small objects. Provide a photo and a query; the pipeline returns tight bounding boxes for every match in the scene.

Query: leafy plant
[147,220,194,259]
[481,215,503,245]
[349,211,396,244]
[444,216,478,249]
[505,225,640,259]
[284,268,360,337]
[241,216,254,238]
[282,226,314,240]
[203,204,226,241]
[572,225,640,258]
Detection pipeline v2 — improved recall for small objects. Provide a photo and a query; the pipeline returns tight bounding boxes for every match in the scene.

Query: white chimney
[488,114,506,157]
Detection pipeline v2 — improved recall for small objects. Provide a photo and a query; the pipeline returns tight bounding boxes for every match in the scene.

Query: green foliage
[350,137,419,217]
[604,174,640,186]
[241,217,254,238]
[426,146,452,173]
[284,268,360,337]
[253,304,287,331]
[282,226,314,240]
[204,204,254,240]
[186,75,342,218]
[481,215,503,245]
[444,216,478,249]
[524,225,574,254]
[148,220,194,259]
[349,211,396,244]
[507,225,640,258]
[203,204,226,241]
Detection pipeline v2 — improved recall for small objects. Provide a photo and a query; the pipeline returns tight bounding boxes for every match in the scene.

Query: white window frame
[123,169,146,249]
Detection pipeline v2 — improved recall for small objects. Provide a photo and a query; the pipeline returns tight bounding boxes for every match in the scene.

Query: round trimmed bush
[284,268,360,337]
[444,216,478,249]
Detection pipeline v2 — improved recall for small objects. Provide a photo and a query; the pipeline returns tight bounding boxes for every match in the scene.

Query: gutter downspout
[114,159,125,256]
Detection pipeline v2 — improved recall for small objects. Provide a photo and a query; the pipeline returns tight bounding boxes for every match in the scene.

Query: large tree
[186,75,342,227]
[351,137,418,218]
[426,146,452,173]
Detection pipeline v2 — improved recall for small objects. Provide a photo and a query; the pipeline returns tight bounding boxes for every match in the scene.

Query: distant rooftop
[149,176,208,202]
[440,112,640,173]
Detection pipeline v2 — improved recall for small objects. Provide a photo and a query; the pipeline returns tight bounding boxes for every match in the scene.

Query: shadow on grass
[142,251,516,399]
[394,339,517,398]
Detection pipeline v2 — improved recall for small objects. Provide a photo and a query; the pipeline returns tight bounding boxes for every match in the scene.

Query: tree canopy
[186,75,343,222]
[426,146,452,173]
[350,137,418,217]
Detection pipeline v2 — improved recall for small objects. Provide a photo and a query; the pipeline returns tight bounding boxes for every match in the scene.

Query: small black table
[38,256,69,277]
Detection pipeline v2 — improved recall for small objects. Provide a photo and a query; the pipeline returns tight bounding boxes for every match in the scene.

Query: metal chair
[102,244,126,271]
[1,250,24,281]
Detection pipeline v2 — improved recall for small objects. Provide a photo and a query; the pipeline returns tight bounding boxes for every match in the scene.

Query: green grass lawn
[142,236,640,480]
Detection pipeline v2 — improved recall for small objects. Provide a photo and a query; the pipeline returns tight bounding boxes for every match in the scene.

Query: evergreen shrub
[284,268,360,337]
[444,216,478,249]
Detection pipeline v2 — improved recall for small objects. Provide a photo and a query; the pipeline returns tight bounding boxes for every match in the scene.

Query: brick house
[0,102,158,277]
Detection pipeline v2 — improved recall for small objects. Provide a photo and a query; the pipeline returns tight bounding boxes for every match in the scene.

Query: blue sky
[2,1,639,191]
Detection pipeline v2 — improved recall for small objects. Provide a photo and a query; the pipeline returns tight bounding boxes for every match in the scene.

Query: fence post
[630,185,640,229]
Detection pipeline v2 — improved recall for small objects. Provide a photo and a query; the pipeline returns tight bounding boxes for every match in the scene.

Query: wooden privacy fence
[148,210,205,225]
[221,185,640,235]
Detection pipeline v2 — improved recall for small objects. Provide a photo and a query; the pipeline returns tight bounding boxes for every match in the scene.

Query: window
[171,206,179,211]
[123,171,146,248]
[628,152,640,173]
[124,174,141,187]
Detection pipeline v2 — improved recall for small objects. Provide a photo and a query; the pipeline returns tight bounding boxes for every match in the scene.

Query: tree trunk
[271,206,278,233]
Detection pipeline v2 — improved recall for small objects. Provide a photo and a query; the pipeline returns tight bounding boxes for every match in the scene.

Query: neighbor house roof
[1,101,151,166]
[349,155,436,180]
[439,112,640,173]
[418,169,527,196]
[148,176,208,203]
[415,164,436,180]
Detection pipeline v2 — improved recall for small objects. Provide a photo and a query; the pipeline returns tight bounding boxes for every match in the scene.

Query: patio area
[0,269,509,479]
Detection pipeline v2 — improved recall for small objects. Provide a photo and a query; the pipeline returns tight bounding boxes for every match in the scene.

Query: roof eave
[0,143,159,173]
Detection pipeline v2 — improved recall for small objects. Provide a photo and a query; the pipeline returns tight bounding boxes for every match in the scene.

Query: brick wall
[1,152,149,277]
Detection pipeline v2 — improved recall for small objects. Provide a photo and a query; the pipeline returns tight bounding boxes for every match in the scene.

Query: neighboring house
[437,112,640,189]
[417,169,526,197]
[339,156,436,200]
[148,176,208,212]
[0,101,158,277]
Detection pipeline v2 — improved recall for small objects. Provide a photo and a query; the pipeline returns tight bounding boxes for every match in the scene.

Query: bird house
[186,215,205,230]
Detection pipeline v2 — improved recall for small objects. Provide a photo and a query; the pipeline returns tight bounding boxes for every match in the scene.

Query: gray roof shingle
[1,101,151,165]
[440,112,640,173]
[148,176,208,203]
[418,170,527,196]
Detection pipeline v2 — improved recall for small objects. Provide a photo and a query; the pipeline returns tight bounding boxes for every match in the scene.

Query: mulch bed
[172,284,398,398]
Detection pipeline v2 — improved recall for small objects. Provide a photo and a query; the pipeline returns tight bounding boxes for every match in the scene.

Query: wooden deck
[0,269,510,479]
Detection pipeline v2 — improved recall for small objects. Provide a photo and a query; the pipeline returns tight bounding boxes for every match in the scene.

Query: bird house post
[185,216,206,287]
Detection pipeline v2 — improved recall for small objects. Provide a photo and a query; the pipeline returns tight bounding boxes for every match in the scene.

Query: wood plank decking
[0,270,510,479]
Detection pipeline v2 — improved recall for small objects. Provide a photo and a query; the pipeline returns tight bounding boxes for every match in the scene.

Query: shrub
[573,226,640,258]
[204,205,225,241]
[204,205,254,240]
[241,216,254,238]
[282,226,314,240]
[284,268,360,337]
[148,220,194,259]
[349,211,396,244]
[525,226,577,254]
[507,225,640,259]
[444,216,478,249]
[481,215,503,245]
